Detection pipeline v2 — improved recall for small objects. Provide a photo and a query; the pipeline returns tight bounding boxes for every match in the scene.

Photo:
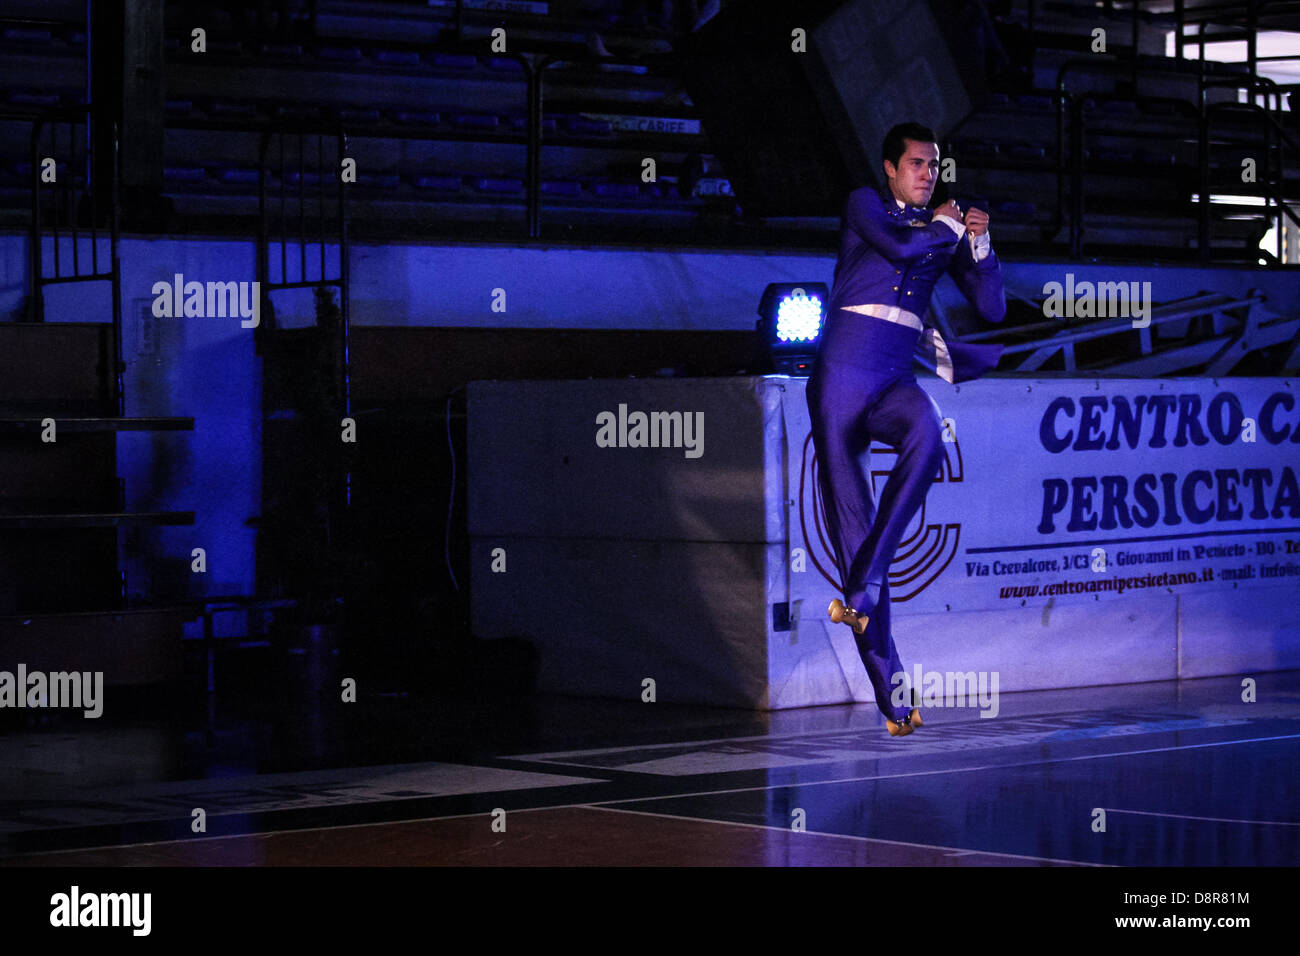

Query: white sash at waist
[840,303,956,383]
[841,303,924,332]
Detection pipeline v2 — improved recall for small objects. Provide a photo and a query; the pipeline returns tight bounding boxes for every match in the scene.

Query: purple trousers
[806,309,946,722]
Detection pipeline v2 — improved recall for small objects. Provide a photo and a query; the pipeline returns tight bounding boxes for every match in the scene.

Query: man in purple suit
[807,122,1007,737]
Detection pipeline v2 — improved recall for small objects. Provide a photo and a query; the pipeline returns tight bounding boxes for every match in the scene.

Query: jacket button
[895,269,901,274]
[906,290,913,295]
[892,286,899,292]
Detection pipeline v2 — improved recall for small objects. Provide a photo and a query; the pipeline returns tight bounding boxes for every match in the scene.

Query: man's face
[884,139,940,207]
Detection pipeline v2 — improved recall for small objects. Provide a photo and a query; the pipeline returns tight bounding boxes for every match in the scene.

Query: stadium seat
[468,176,524,195]
[411,174,463,191]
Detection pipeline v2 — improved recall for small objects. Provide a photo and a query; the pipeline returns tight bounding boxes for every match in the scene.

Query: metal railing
[931,289,1299,377]
[25,108,124,415]
[1045,54,1293,261]
[1051,56,1204,256]
[1198,72,1300,261]
[255,122,353,623]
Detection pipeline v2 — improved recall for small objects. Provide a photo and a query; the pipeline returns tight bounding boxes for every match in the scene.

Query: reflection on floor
[3,671,1298,866]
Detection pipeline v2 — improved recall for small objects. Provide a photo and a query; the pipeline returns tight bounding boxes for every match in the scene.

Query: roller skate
[828,598,868,635]
[886,708,923,737]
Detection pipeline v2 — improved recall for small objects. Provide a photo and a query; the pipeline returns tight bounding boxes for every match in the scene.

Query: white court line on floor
[11,802,1104,867]
[504,708,1171,761]
[16,731,1296,861]
[0,762,607,837]
[584,805,1108,866]
[1102,809,1300,827]
[573,732,1300,808]
[509,713,1265,775]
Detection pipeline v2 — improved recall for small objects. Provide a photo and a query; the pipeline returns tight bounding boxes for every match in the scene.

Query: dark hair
[882,122,938,169]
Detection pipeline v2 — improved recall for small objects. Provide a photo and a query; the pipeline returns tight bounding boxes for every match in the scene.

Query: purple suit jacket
[828,186,1007,383]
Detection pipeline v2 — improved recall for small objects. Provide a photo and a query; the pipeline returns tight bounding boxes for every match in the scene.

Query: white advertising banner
[784,376,1300,615]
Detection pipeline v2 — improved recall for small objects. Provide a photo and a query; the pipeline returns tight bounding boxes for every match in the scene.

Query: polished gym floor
[2,670,1297,866]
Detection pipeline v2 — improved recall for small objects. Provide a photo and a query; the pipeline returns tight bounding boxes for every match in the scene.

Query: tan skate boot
[827,598,868,635]
[886,708,923,737]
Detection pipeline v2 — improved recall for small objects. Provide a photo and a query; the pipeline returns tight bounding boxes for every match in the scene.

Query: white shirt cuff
[970,231,991,262]
[933,213,964,238]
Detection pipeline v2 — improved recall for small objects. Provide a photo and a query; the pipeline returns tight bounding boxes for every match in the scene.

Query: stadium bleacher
[0,0,1293,256]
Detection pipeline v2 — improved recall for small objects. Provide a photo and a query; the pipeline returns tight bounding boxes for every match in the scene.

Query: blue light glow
[775,292,822,343]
